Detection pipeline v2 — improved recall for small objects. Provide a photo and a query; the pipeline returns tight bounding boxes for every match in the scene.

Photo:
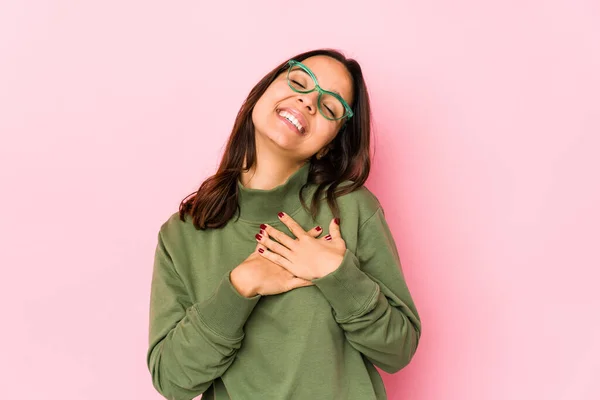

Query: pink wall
[2,1,598,399]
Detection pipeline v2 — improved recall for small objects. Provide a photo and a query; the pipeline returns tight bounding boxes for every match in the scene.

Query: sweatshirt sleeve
[146,230,261,400]
[311,207,421,374]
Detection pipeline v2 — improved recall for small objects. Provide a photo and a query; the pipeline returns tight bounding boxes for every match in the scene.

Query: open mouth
[276,108,306,134]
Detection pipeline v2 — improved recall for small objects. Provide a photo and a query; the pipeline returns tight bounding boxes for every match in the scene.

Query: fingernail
[315,226,322,232]
[325,234,332,240]
[278,212,285,218]
[260,223,267,229]
[258,248,264,253]
[334,218,340,225]
[255,233,262,240]
[259,229,265,235]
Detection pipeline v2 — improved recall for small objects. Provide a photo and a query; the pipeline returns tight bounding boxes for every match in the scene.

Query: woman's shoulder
[160,210,188,230]
[156,210,203,246]
[333,181,383,222]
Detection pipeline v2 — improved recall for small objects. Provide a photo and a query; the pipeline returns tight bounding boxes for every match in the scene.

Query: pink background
[2,1,599,399]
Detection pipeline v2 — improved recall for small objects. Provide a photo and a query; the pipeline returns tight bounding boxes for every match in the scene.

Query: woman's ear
[315,148,328,160]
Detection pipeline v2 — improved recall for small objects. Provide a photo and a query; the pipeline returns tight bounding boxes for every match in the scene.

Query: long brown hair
[179,48,373,229]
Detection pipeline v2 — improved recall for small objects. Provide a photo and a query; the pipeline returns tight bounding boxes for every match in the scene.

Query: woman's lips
[278,107,308,131]
[276,112,305,135]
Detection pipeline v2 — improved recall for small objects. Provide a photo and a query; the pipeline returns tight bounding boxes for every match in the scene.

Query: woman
[146,48,421,400]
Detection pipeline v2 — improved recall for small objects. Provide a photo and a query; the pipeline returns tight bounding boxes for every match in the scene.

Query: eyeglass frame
[285,59,354,121]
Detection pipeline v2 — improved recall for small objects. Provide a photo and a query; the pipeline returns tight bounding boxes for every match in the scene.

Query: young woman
[146,48,421,400]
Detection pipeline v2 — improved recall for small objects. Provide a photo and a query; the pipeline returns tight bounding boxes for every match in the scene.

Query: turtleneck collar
[236,162,312,224]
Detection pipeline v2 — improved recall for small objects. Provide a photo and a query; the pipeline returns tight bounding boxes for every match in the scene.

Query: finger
[277,212,307,239]
[257,242,292,270]
[306,225,323,238]
[256,232,293,259]
[260,223,296,249]
[328,217,342,240]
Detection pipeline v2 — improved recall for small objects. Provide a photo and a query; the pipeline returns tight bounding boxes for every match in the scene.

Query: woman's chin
[262,128,301,148]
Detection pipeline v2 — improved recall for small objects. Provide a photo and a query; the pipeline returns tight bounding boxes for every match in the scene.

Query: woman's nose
[297,93,318,114]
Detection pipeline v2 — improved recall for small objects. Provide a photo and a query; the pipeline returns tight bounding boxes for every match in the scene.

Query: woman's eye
[291,80,305,88]
[324,105,334,117]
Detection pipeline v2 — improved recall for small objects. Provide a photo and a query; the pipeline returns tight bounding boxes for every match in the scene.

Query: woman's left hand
[255,212,346,281]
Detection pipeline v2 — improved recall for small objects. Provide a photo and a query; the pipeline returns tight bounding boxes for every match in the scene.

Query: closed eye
[291,80,305,89]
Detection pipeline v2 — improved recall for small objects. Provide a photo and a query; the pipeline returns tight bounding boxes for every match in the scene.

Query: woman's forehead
[300,56,353,103]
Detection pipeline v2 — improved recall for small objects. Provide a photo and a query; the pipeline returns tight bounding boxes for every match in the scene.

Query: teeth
[278,110,303,132]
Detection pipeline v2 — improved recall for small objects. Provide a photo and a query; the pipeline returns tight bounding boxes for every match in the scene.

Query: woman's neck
[236,160,312,223]
[239,156,308,191]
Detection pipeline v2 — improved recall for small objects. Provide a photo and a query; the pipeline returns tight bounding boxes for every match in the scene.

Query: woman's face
[252,55,354,161]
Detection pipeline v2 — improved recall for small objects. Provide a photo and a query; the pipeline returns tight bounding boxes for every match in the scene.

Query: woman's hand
[254,212,346,281]
[230,224,325,297]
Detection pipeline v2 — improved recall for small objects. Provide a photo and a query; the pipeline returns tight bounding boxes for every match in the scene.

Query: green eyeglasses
[286,59,354,121]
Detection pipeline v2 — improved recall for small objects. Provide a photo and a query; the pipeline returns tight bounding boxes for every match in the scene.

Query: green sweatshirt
[146,162,421,400]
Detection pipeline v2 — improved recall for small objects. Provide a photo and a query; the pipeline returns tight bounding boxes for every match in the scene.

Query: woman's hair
[179,48,373,229]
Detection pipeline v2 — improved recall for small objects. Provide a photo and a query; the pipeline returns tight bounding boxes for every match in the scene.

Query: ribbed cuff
[193,271,261,339]
[312,249,380,322]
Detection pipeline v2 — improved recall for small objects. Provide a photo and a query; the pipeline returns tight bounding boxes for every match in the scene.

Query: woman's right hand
[231,225,325,297]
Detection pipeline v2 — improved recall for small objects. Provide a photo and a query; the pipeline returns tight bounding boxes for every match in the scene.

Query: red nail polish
[260,224,267,230]
[259,229,265,235]
[278,212,284,218]
[255,233,262,240]
[316,226,322,232]
[334,218,340,225]
[325,234,332,240]
[258,248,264,253]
